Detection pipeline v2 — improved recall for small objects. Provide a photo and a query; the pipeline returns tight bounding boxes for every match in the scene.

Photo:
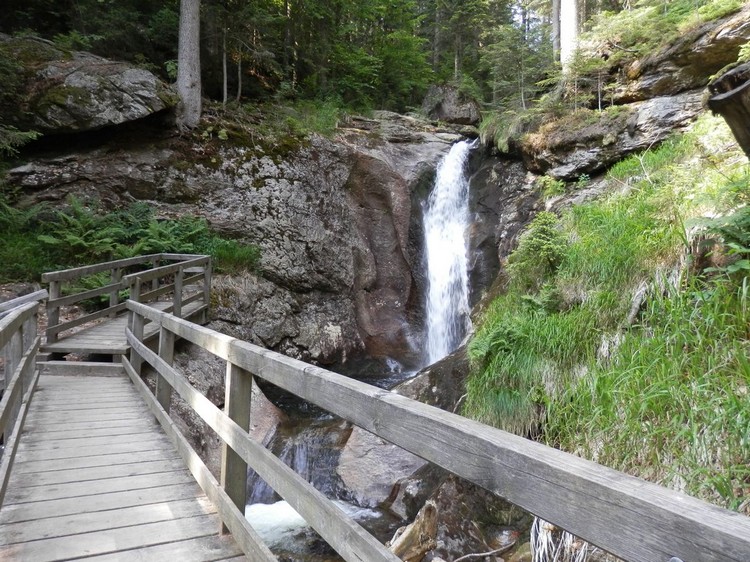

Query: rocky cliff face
[7,98,475,370]
[514,6,750,180]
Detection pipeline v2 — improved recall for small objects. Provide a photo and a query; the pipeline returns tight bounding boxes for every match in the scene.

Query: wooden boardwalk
[43,300,204,357]
[0,370,246,562]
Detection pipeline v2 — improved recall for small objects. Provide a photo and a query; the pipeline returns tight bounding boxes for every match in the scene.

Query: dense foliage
[0,0,742,121]
[467,115,750,513]
[0,197,260,282]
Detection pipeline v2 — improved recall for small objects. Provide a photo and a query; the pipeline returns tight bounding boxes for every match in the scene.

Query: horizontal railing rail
[42,254,211,345]
[124,300,750,562]
[0,292,46,504]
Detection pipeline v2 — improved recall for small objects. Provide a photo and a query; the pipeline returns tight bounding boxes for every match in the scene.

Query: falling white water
[423,140,474,365]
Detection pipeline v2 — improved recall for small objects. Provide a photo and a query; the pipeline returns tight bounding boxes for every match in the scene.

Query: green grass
[545,279,750,510]
[585,0,743,65]
[465,114,750,512]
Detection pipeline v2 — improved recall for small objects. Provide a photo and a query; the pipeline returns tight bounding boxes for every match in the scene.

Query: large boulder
[422,85,482,126]
[0,34,175,135]
[519,90,703,180]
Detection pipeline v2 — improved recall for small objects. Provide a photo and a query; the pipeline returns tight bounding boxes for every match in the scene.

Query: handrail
[0,295,45,504]
[40,254,162,283]
[42,254,211,344]
[125,300,750,562]
[0,290,48,316]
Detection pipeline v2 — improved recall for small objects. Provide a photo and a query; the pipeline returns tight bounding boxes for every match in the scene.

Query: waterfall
[423,140,474,366]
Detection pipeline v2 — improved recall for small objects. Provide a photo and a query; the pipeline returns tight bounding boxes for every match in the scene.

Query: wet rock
[336,426,427,508]
[0,35,175,134]
[423,475,530,562]
[466,155,539,305]
[422,85,482,126]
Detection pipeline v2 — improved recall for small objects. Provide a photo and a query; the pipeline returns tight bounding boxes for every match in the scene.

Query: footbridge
[0,255,747,561]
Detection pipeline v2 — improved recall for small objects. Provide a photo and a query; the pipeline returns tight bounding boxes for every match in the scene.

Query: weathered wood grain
[128,301,750,562]
[0,495,216,545]
[0,367,247,561]
[122,358,277,561]
[41,254,161,282]
[69,534,245,562]
[128,330,399,562]
[0,482,206,523]
[0,290,47,315]
[0,512,222,561]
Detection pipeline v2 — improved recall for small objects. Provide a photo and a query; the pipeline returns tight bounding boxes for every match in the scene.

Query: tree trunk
[236,47,242,103]
[176,0,202,130]
[222,26,227,109]
[552,0,561,61]
[560,0,578,72]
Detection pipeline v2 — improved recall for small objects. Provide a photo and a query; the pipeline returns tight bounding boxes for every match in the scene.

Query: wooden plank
[4,469,196,505]
[0,512,222,562]
[12,449,180,475]
[25,408,146,423]
[82,534,245,562]
[29,394,139,407]
[0,496,216,545]
[21,424,161,444]
[11,458,188,488]
[37,361,124,376]
[128,301,750,562]
[14,436,173,463]
[122,358,277,562]
[128,333,395,562]
[0,482,206,523]
[19,431,163,452]
[24,417,156,434]
[25,407,144,422]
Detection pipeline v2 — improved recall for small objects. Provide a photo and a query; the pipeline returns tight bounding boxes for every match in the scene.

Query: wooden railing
[41,254,211,344]
[123,300,750,562]
[0,290,47,504]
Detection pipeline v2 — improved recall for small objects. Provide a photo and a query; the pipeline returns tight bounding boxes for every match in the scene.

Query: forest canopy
[0,0,744,112]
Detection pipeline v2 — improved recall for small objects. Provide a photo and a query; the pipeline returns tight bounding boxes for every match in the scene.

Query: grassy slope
[466,114,750,513]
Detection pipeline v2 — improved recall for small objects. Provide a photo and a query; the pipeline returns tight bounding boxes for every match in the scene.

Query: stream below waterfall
[244,140,476,561]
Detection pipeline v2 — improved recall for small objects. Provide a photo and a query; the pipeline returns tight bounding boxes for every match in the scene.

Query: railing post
[110,267,122,318]
[4,330,22,388]
[156,326,174,413]
[220,362,251,534]
[47,280,61,343]
[173,267,183,318]
[3,322,24,443]
[128,279,144,375]
[203,259,212,308]
[22,311,37,392]
[151,257,160,291]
